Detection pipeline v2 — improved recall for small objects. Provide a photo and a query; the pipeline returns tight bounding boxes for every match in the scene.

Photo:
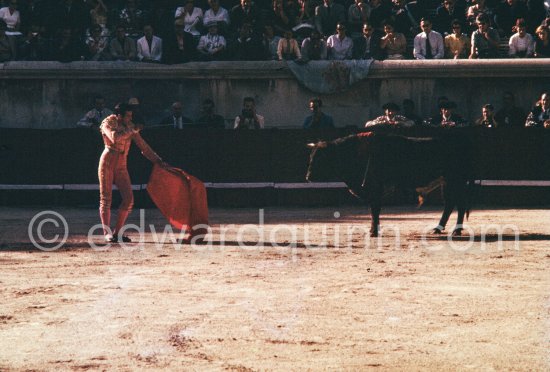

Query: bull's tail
[465,178,476,221]
[415,176,445,208]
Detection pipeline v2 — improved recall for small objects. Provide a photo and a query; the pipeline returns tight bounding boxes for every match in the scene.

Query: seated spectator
[414,18,444,59]
[391,0,415,38]
[226,22,263,60]
[474,103,497,127]
[262,24,281,59]
[162,19,196,63]
[137,24,163,62]
[230,0,260,36]
[277,29,301,60]
[151,2,176,41]
[18,0,44,36]
[314,0,346,37]
[525,92,550,127]
[303,97,335,128]
[428,100,468,127]
[0,20,16,61]
[296,0,316,28]
[469,14,500,59]
[118,0,147,39]
[160,101,194,128]
[368,0,392,31]
[19,24,50,61]
[267,0,297,36]
[76,95,113,128]
[53,27,86,62]
[466,0,493,32]
[196,98,226,128]
[203,0,230,36]
[402,99,422,126]
[0,0,20,35]
[494,0,527,38]
[301,29,327,60]
[234,96,264,129]
[494,91,526,127]
[327,22,353,59]
[110,24,137,61]
[353,22,384,60]
[86,24,110,61]
[444,19,470,59]
[56,0,89,38]
[434,0,466,35]
[534,25,550,57]
[89,0,110,35]
[380,20,407,59]
[348,0,370,37]
[365,102,414,127]
[509,19,534,57]
[197,21,226,60]
[175,0,204,39]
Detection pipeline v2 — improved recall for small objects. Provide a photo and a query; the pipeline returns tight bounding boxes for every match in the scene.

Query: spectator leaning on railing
[508,18,534,58]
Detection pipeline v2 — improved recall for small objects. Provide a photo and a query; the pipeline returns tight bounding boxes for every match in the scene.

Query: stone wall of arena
[0,60,549,129]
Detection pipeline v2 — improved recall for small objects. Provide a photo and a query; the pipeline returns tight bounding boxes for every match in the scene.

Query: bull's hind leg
[433,183,455,234]
[433,204,454,234]
[451,183,468,236]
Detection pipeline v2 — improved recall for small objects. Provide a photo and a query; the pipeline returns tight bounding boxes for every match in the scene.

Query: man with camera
[234,97,264,129]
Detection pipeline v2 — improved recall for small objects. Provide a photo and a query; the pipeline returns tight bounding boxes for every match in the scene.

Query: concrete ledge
[1,59,549,79]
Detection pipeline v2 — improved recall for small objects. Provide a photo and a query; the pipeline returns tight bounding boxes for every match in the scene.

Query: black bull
[306,132,473,237]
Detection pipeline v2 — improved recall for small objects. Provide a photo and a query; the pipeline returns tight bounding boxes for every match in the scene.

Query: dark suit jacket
[162,31,196,64]
[160,115,195,128]
[314,3,346,36]
[352,31,384,60]
[434,5,466,35]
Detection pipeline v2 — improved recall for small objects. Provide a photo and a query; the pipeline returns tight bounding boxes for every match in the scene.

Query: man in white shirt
[137,24,162,62]
[326,22,353,60]
[234,97,264,129]
[413,18,444,59]
[197,21,226,60]
[203,0,230,35]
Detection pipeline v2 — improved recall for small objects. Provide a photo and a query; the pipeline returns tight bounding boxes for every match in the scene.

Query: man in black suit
[314,0,346,37]
[160,101,194,128]
[353,22,384,59]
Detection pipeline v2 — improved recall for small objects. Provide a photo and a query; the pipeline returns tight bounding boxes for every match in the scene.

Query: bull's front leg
[369,203,381,237]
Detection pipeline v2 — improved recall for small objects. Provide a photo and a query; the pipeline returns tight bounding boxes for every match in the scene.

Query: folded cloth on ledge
[287,59,373,94]
[147,165,209,238]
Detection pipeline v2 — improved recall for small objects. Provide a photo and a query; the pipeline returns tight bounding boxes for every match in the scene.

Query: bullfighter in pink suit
[98,102,170,243]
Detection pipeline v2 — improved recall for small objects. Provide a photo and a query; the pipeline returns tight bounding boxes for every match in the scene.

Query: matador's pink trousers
[98,115,162,237]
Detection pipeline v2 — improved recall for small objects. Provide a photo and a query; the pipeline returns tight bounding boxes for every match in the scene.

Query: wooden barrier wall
[1,128,550,206]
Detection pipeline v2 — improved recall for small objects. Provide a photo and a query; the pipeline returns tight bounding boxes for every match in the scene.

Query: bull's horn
[306,143,317,148]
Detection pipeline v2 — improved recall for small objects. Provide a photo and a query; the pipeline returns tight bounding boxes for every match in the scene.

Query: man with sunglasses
[469,13,500,58]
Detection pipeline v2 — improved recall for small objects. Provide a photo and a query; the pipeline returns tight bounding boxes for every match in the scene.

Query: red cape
[147,165,209,237]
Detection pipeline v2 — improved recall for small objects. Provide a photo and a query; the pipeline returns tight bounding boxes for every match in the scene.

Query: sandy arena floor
[0,206,549,371]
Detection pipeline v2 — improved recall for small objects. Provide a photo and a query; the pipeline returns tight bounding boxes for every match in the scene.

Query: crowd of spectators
[77,91,550,129]
[0,0,548,63]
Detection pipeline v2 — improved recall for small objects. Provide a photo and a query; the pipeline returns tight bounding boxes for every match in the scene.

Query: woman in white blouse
[0,0,20,34]
[508,19,534,58]
[175,0,204,38]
